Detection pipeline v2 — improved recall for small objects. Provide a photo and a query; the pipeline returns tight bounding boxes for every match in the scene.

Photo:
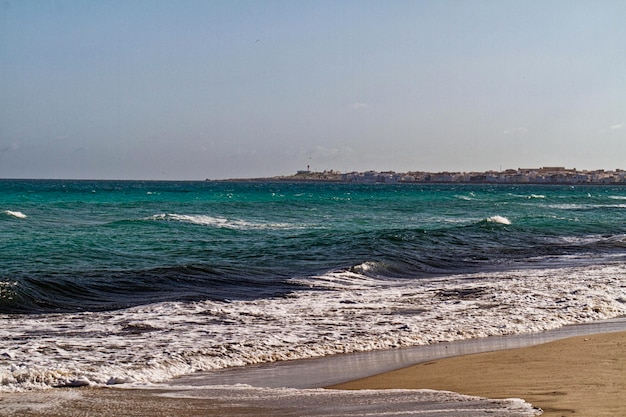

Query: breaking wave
[147,213,302,230]
[3,210,27,219]
[486,215,511,225]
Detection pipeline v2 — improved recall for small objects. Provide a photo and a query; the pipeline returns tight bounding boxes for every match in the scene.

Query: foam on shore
[0,386,541,417]
[2,263,625,391]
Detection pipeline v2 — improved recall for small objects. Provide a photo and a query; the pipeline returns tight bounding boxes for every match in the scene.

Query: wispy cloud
[598,123,624,134]
[503,127,528,135]
[349,102,369,110]
[0,142,19,153]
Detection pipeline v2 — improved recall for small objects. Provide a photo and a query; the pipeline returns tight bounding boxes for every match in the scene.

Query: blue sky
[1,0,625,179]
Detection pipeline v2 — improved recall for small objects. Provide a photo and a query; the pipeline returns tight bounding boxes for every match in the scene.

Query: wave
[546,203,617,210]
[6,219,626,315]
[508,193,546,199]
[486,215,511,225]
[147,213,303,230]
[2,262,625,391]
[0,265,297,314]
[3,210,27,219]
[292,263,390,290]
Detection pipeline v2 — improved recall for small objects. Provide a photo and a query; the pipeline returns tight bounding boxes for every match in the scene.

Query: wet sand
[2,328,625,416]
[0,388,270,417]
[330,331,626,417]
[0,385,540,417]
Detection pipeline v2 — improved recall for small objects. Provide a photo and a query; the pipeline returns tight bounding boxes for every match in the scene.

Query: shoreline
[165,316,626,389]
[2,318,625,416]
[0,386,541,417]
[330,330,626,417]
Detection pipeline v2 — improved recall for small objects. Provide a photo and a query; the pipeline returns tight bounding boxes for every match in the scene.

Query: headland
[220,166,626,185]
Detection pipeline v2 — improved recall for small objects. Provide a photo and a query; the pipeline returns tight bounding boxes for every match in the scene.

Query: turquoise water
[2,180,626,390]
[2,180,626,313]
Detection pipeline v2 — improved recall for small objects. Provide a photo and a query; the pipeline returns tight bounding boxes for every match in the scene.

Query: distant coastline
[218,166,626,185]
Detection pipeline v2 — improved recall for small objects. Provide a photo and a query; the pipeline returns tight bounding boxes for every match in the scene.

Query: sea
[1,179,626,394]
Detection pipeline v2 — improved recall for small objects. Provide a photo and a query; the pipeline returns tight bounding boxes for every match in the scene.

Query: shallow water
[2,180,626,391]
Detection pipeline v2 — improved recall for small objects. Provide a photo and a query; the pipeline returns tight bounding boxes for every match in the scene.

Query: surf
[486,215,511,225]
[147,213,301,230]
[3,210,27,219]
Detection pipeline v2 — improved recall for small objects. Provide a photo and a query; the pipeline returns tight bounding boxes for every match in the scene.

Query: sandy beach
[2,330,624,416]
[331,331,626,417]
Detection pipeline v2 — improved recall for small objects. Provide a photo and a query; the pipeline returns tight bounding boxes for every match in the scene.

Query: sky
[1,0,625,180]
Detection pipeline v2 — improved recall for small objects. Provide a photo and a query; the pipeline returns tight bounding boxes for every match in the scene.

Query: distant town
[242,167,626,185]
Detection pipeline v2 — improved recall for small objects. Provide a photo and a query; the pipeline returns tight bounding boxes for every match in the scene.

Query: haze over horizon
[1,1,625,180]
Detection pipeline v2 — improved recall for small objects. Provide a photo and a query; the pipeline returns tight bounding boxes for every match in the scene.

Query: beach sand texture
[331,331,626,417]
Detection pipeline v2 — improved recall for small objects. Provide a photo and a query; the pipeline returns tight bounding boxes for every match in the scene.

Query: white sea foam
[153,386,541,417]
[3,210,27,219]
[2,262,625,392]
[148,213,302,230]
[486,215,511,225]
[509,193,545,199]
[548,203,626,210]
[0,386,541,417]
[546,203,586,210]
[0,281,18,303]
